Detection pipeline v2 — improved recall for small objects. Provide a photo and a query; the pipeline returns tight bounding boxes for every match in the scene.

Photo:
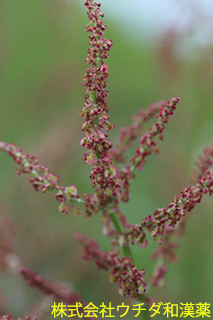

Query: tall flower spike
[81,1,116,203]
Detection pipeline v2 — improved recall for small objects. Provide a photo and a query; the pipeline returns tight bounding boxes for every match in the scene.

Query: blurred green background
[0,0,212,318]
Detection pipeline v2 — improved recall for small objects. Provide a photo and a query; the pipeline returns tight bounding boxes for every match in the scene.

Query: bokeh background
[0,0,212,318]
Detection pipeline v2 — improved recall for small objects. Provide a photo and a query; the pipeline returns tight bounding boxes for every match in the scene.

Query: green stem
[109,212,150,320]
[137,295,150,320]
[109,212,122,234]
[109,212,135,262]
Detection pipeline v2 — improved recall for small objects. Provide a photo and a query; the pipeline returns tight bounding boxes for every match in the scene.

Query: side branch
[130,97,180,172]
[149,143,213,289]
[20,268,100,320]
[116,97,180,203]
[190,144,213,183]
[75,233,146,298]
[110,100,166,164]
[142,170,213,244]
[20,268,83,305]
[117,169,213,248]
[0,142,99,216]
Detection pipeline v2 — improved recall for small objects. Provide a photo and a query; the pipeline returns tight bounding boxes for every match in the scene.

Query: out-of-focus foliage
[0,0,212,318]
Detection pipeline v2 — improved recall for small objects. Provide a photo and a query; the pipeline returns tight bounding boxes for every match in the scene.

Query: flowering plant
[0,1,212,319]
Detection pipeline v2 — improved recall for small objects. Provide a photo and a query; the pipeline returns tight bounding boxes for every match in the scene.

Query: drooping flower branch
[148,215,187,289]
[20,268,83,305]
[149,226,179,289]
[0,142,100,216]
[20,269,102,319]
[75,233,146,298]
[0,204,91,318]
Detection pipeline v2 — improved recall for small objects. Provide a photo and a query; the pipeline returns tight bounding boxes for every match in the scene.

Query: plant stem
[109,212,150,320]
[137,295,150,320]
[109,212,135,262]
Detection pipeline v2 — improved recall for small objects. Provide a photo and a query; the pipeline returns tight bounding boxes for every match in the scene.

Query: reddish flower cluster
[75,233,146,298]
[122,225,147,248]
[21,268,102,320]
[101,210,147,249]
[151,226,179,265]
[115,97,180,203]
[142,170,213,243]
[20,268,82,305]
[191,144,213,183]
[149,145,213,289]
[0,142,100,216]
[80,1,117,203]
[130,97,180,172]
[150,264,168,288]
[116,215,147,248]
[111,100,166,164]
[149,226,180,288]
